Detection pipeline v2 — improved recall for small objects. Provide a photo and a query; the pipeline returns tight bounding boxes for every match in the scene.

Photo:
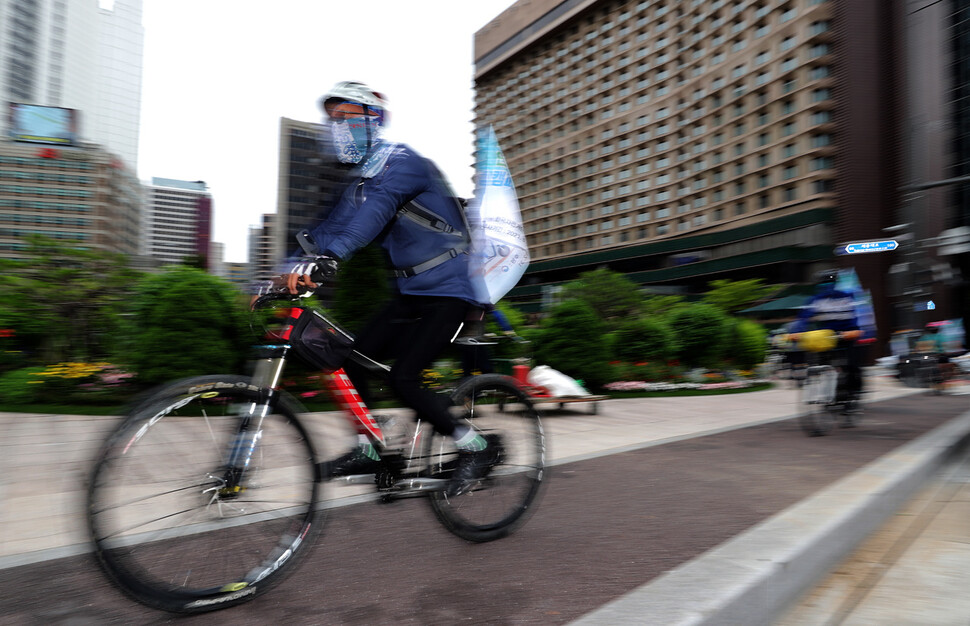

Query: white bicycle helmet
[320,81,387,121]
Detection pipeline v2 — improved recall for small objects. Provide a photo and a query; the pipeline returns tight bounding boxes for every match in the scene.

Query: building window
[812,134,831,147]
[811,156,834,170]
[810,66,831,79]
[811,111,832,124]
[811,20,831,35]
[813,179,834,193]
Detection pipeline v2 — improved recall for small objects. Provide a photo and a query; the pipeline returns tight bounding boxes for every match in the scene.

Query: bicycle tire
[425,374,546,543]
[87,375,323,613]
[799,368,837,437]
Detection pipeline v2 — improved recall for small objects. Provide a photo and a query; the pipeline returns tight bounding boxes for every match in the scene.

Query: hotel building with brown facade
[474,0,968,348]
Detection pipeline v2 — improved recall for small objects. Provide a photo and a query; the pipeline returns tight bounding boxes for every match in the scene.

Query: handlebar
[250,255,339,311]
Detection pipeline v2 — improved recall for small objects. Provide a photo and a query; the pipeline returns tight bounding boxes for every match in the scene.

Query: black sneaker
[447,434,504,497]
[319,448,382,479]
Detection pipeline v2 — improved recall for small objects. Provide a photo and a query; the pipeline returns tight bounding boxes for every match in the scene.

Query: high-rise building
[474,0,908,344]
[0,0,144,170]
[275,118,348,262]
[249,213,276,284]
[0,138,142,260]
[143,177,211,268]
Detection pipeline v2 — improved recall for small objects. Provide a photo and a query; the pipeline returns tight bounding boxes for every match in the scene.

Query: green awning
[739,294,811,314]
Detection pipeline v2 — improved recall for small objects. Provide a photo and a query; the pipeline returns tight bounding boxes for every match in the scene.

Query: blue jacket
[790,283,861,334]
[306,143,478,305]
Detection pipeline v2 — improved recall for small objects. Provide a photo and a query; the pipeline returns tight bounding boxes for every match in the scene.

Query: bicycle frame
[247,302,431,486]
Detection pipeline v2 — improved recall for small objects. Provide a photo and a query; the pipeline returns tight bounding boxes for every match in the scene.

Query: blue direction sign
[840,240,899,255]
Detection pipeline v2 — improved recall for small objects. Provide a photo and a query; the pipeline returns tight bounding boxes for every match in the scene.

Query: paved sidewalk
[777,445,970,625]
[1,372,967,625]
[0,372,908,566]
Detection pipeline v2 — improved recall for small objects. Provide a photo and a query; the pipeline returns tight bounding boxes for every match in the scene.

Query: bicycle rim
[799,375,835,436]
[426,374,545,543]
[87,377,322,613]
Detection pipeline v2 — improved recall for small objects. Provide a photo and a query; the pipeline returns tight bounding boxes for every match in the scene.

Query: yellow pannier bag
[798,329,837,353]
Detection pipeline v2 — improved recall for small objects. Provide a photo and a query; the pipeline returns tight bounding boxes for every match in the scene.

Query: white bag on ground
[527,365,591,397]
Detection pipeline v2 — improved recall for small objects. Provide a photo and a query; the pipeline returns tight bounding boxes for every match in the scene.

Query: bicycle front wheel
[426,374,546,543]
[87,376,323,613]
[799,368,837,437]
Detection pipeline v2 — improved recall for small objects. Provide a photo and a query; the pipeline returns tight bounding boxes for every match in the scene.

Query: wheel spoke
[87,377,322,613]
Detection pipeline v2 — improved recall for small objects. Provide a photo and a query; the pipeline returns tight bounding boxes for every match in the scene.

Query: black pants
[343,295,469,437]
[790,341,865,396]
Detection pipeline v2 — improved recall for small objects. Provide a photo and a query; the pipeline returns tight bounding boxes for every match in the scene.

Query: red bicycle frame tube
[323,369,386,446]
[275,306,385,446]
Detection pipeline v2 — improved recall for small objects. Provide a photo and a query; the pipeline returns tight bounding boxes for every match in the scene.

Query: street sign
[839,240,899,255]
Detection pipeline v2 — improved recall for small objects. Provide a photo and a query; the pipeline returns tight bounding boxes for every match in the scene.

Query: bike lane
[0,378,967,624]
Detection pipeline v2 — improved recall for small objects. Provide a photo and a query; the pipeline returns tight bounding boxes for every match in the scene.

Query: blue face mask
[331,117,381,164]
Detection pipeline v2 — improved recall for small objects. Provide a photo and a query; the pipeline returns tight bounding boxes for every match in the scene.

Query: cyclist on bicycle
[789,268,866,411]
[916,321,957,387]
[272,81,500,495]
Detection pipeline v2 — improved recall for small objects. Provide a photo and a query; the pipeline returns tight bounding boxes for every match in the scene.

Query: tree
[560,268,644,330]
[0,236,142,367]
[118,266,250,384]
[702,278,778,315]
[642,293,688,317]
[331,243,391,334]
[667,303,730,368]
[613,316,679,363]
[729,318,768,369]
[534,299,610,388]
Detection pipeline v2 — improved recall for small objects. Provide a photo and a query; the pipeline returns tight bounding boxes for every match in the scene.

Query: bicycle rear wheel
[87,376,322,613]
[799,367,837,437]
[425,374,545,543]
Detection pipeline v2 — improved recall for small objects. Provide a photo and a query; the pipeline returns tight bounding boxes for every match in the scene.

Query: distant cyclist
[789,269,866,411]
[916,322,957,387]
[269,81,500,495]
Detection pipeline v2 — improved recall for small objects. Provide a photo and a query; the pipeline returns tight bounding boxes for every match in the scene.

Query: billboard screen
[8,102,79,145]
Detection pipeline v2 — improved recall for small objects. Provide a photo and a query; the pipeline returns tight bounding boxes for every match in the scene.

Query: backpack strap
[396,198,466,239]
[391,197,470,278]
[392,246,467,278]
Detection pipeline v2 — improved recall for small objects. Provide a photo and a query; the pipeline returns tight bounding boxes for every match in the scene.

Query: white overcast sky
[136,1,519,263]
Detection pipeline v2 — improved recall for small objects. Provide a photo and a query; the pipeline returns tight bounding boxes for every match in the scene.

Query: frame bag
[286,308,355,373]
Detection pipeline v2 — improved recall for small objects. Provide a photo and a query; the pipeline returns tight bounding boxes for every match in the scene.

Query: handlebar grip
[309,257,339,282]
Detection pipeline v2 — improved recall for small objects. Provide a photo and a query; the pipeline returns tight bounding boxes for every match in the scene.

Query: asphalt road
[1,392,966,625]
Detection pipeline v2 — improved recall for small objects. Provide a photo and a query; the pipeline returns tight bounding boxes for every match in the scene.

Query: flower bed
[604,379,771,393]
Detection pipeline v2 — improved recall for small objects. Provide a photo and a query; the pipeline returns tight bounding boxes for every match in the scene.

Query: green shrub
[731,318,768,369]
[613,316,679,363]
[534,299,610,388]
[667,303,729,368]
[0,367,46,404]
[117,267,250,385]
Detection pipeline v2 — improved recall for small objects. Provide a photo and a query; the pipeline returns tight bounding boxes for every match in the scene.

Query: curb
[570,409,970,626]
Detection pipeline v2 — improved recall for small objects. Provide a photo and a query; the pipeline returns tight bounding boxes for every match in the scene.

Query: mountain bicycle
[85,268,546,614]
[791,330,865,437]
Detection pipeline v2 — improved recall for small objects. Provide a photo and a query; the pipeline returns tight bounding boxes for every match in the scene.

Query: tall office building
[275,118,348,262]
[0,0,144,170]
[248,213,277,284]
[474,0,905,344]
[143,177,211,268]
[0,139,142,260]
